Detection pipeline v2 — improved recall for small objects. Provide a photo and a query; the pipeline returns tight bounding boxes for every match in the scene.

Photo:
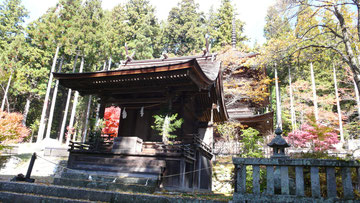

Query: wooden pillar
[98,98,107,120]
[180,158,186,189]
[192,152,199,191]
[197,152,201,189]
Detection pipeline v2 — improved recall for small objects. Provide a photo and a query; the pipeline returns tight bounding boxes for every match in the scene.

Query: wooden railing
[69,133,208,160]
[69,134,113,152]
[192,134,212,155]
[151,143,196,160]
[233,157,360,202]
[182,133,213,158]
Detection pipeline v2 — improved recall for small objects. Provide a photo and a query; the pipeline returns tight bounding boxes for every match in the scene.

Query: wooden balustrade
[233,157,360,202]
[69,133,207,161]
[69,134,114,152]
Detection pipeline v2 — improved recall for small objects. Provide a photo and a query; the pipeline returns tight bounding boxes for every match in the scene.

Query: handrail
[191,134,212,156]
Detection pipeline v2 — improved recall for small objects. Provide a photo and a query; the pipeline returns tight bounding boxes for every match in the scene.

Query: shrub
[240,127,264,158]
[287,122,339,152]
[151,113,183,144]
[215,121,244,141]
[0,110,29,150]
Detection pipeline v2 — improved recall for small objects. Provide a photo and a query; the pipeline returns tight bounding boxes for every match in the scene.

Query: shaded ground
[0,143,68,184]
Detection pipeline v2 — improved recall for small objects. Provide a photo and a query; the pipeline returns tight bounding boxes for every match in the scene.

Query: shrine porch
[60,135,213,192]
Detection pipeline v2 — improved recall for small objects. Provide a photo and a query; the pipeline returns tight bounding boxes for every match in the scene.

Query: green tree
[209,0,246,49]
[124,0,161,59]
[282,1,360,96]
[151,113,183,144]
[100,5,127,65]
[0,0,28,49]
[162,0,205,55]
[0,0,28,112]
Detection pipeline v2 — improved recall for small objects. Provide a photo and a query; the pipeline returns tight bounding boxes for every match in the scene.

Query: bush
[0,110,29,150]
[151,113,183,144]
[239,127,264,158]
[287,115,339,152]
[215,121,244,141]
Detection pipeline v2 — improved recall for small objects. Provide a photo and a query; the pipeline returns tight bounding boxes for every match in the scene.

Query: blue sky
[21,0,275,46]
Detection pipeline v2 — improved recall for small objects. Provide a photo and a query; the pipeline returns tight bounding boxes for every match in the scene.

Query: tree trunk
[59,89,72,144]
[94,61,107,126]
[66,56,84,145]
[333,7,360,96]
[288,67,296,130]
[5,95,9,112]
[82,95,92,142]
[162,114,170,144]
[45,56,64,140]
[275,65,282,129]
[59,53,78,144]
[333,65,344,142]
[95,103,101,125]
[23,96,31,126]
[353,79,360,120]
[108,56,112,70]
[37,46,60,143]
[310,62,319,122]
[1,72,12,111]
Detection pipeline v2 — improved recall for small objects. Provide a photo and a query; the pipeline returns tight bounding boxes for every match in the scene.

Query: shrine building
[54,53,228,191]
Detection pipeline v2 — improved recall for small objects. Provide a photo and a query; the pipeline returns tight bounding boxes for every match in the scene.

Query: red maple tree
[0,111,29,149]
[102,106,120,137]
[287,116,340,152]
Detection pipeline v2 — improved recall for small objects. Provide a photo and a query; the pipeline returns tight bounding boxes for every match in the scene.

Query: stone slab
[112,137,143,154]
[0,181,220,203]
[44,147,69,157]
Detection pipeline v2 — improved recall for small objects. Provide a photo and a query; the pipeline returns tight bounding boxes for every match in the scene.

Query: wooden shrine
[54,54,228,191]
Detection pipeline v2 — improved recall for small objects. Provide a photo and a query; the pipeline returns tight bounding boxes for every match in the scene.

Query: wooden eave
[198,69,229,122]
[230,111,273,123]
[53,55,228,122]
[54,59,216,94]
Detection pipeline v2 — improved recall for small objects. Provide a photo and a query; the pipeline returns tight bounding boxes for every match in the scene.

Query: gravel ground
[0,141,68,183]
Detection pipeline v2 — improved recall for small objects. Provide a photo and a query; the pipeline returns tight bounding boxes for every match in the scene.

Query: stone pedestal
[111,137,143,154]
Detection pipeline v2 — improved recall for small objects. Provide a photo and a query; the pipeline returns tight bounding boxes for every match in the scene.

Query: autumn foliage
[102,106,120,137]
[218,46,271,108]
[0,110,29,149]
[287,118,339,152]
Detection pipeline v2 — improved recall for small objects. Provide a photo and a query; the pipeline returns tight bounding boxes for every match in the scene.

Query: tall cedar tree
[124,0,161,59]
[208,0,246,50]
[0,0,28,111]
[162,0,205,55]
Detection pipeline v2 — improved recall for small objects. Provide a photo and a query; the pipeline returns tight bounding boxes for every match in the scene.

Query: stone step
[75,156,161,162]
[73,159,166,168]
[54,177,156,193]
[71,163,163,174]
[60,171,159,185]
[54,169,159,193]
[0,181,221,203]
[0,191,92,203]
[0,181,109,202]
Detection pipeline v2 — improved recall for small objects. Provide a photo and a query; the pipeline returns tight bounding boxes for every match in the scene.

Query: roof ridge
[119,53,217,65]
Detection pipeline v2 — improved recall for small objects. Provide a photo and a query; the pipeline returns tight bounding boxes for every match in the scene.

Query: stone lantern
[268,127,290,158]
